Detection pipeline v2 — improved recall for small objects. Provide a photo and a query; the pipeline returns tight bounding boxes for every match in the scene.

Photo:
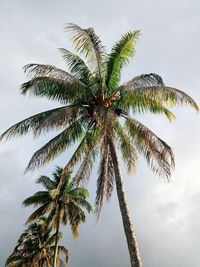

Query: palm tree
[6,217,69,267]
[23,167,92,267]
[1,23,199,266]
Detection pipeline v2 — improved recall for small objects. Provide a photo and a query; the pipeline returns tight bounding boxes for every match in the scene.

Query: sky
[0,0,200,266]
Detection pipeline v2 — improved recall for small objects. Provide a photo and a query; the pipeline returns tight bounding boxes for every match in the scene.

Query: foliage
[23,167,92,238]
[6,217,69,267]
[1,23,198,216]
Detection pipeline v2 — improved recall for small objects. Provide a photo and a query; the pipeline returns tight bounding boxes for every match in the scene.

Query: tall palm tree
[1,23,198,266]
[6,217,69,267]
[23,167,92,267]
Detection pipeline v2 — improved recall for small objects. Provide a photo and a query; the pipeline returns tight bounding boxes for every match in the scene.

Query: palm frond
[62,210,68,225]
[119,73,165,92]
[66,23,106,84]
[44,207,58,230]
[95,135,115,215]
[59,125,99,181]
[74,129,102,185]
[106,30,140,91]
[6,218,62,267]
[114,121,138,173]
[58,245,70,264]
[36,176,55,190]
[57,257,67,267]
[69,187,89,198]
[118,77,199,110]
[74,154,94,186]
[71,197,92,213]
[6,255,26,266]
[25,117,87,171]
[26,203,52,223]
[21,76,87,104]
[24,63,77,81]
[33,105,81,137]
[125,116,175,178]
[118,92,176,121]
[68,206,86,239]
[23,191,50,207]
[59,48,91,84]
[52,166,71,187]
[0,106,77,141]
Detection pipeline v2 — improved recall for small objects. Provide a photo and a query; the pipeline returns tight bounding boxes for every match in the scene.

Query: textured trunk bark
[109,139,143,267]
[53,219,60,267]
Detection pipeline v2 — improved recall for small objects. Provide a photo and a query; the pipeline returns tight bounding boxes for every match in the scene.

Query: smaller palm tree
[23,167,92,267]
[6,217,69,267]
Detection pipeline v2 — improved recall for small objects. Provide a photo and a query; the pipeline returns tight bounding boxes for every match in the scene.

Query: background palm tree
[23,167,92,267]
[1,23,198,266]
[6,217,69,267]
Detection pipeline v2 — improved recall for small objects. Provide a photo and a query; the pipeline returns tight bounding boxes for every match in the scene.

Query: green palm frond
[52,166,71,186]
[71,197,92,213]
[119,82,199,111]
[59,48,91,84]
[106,30,140,91]
[23,191,50,207]
[21,76,87,104]
[69,187,89,198]
[26,203,53,223]
[125,116,175,178]
[61,210,68,225]
[26,117,88,171]
[36,176,55,190]
[118,92,176,121]
[66,23,106,84]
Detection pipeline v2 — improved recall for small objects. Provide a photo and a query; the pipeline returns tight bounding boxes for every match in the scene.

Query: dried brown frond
[95,134,115,216]
[125,116,175,178]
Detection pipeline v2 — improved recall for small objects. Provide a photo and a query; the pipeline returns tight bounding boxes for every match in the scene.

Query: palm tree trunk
[109,139,143,267]
[53,219,61,267]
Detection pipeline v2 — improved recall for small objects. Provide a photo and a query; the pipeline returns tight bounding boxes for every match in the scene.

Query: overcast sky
[0,1,200,266]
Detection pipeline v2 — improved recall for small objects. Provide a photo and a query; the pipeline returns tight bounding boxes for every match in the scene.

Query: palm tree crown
[6,217,69,267]
[1,23,198,211]
[23,167,92,238]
